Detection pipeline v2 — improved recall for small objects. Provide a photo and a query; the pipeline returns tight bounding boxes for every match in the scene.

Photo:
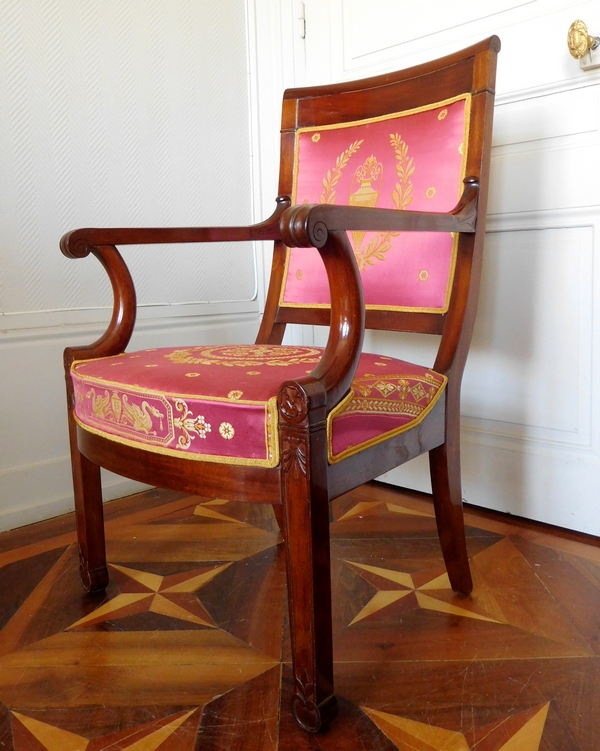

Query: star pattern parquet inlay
[0,483,599,749]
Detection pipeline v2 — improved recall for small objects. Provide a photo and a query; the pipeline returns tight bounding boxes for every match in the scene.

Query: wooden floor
[0,483,599,750]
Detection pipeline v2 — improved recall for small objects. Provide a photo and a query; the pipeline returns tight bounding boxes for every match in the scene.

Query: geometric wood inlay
[363,702,550,751]
[0,483,598,748]
[363,707,470,750]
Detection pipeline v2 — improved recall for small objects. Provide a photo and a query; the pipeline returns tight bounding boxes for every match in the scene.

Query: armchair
[61,36,500,732]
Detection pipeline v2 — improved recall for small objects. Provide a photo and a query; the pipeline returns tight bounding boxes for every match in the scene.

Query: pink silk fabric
[282,96,469,312]
[71,345,446,467]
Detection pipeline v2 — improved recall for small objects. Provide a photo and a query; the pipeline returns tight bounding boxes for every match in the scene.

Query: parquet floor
[0,482,599,750]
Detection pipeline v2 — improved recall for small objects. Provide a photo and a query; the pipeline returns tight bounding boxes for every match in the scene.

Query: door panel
[276,0,600,534]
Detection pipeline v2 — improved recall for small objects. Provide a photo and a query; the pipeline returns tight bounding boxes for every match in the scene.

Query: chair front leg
[67,408,108,592]
[279,382,338,733]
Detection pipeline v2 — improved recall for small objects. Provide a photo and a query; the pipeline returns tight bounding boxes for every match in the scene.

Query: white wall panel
[492,89,599,147]
[340,0,534,70]
[0,0,257,530]
[0,0,255,315]
[309,0,600,91]
[464,227,593,442]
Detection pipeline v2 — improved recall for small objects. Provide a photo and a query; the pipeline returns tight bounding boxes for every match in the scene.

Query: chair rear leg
[68,419,109,592]
[280,435,338,732]
[428,432,472,595]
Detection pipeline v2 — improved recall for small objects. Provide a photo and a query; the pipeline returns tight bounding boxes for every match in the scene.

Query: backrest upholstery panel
[258,37,499,348]
[281,95,470,313]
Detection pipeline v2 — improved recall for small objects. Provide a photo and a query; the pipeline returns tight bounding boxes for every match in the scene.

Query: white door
[250,0,600,535]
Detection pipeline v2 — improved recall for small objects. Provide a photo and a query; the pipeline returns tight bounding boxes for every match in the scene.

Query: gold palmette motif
[326,370,447,463]
[390,134,415,211]
[317,133,414,271]
[164,345,322,368]
[351,372,440,406]
[173,399,211,449]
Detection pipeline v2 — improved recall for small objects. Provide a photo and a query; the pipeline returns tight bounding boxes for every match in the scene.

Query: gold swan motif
[121,395,164,434]
[87,388,111,419]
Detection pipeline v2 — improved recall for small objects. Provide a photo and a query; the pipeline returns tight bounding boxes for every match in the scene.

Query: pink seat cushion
[71,345,446,467]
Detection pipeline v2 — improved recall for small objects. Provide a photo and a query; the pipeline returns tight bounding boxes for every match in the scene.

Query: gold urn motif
[349,154,383,250]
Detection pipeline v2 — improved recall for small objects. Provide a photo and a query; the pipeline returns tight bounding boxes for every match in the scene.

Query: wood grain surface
[0,481,598,749]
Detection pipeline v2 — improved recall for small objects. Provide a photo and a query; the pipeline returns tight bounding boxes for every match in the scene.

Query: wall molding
[495,75,600,107]
[0,306,260,347]
[486,205,600,230]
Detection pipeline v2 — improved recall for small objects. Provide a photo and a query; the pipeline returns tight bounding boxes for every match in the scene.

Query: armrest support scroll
[60,196,291,362]
[277,178,479,412]
[64,244,137,365]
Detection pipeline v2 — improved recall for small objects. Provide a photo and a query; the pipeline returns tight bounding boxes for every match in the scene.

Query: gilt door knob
[567,20,600,59]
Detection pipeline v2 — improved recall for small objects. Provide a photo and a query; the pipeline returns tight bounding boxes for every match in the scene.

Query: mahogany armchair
[61,37,499,732]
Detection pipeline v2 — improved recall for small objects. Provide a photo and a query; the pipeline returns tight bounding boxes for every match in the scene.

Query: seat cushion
[71,345,446,467]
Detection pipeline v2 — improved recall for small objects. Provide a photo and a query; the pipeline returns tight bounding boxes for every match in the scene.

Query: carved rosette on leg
[278,379,338,732]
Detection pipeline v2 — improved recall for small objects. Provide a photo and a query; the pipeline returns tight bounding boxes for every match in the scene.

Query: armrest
[60,195,291,258]
[61,197,291,363]
[280,176,479,248]
[277,177,479,412]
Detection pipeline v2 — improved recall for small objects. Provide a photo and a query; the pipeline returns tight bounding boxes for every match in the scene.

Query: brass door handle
[568,20,600,59]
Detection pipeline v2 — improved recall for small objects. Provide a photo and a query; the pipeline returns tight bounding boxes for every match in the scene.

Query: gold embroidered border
[346,399,429,417]
[75,367,445,469]
[326,373,448,464]
[280,93,472,315]
[75,397,280,469]
[78,388,175,446]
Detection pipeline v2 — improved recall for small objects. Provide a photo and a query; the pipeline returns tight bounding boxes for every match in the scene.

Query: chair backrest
[259,37,499,374]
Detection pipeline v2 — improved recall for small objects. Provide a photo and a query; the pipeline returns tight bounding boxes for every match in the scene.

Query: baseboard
[0,457,151,533]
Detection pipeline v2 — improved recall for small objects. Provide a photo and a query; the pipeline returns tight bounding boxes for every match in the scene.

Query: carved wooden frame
[60,37,500,732]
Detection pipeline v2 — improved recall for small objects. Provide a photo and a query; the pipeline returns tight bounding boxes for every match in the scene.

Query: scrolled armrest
[279,176,479,249]
[60,198,291,361]
[60,195,291,258]
[276,225,365,412]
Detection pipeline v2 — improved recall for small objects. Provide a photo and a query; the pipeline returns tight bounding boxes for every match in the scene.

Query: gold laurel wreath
[320,140,364,204]
[353,133,414,271]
